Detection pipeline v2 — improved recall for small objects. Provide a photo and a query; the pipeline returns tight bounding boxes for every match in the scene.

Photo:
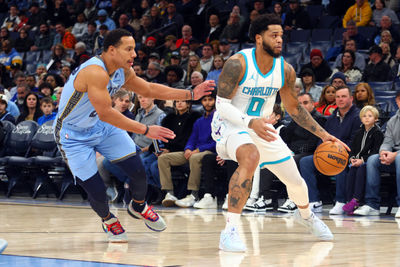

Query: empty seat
[24,51,41,64]
[369,81,393,91]
[374,90,397,97]
[333,28,346,46]
[306,5,324,26]
[290,29,311,43]
[40,50,52,64]
[311,29,333,42]
[318,15,341,29]
[357,26,376,44]
[285,42,308,60]
[283,53,301,73]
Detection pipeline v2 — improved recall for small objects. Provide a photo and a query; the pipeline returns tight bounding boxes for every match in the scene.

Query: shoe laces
[141,205,159,222]
[105,220,125,235]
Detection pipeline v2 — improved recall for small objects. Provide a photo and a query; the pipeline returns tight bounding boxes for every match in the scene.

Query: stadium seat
[315,82,329,88]
[375,95,398,117]
[368,81,393,91]
[285,42,308,61]
[283,53,301,73]
[311,29,333,42]
[290,29,311,43]
[309,41,332,58]
[40,50,52,64]
[393,81,400,90]
[306,5,324,26]
[24,51,41,64]
[333,28,346,46]
[357,26,376,44]
[9,31,19,41]
[318,15,341,29]
[373,90,397,97]
[0,121,15,157]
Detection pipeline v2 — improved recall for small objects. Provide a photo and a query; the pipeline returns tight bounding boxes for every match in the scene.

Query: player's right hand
[146,125,176,143]
[250,118,277,142]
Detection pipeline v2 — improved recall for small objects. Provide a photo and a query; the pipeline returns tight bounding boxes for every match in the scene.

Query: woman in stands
[370,0,399,27]
[353,82,376,109]
[184,55,207,86]
[331,50,362,82]
[380,41,396,68]
[380,30,397,56]
[48,44,72,74]
[16,92,42,123]
[315,85,337,116]
[13,28,33,53]
[206,55,224,86]
[299,68,322,102]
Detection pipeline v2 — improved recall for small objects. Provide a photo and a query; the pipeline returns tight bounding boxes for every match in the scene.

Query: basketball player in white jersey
[212,14,349,252]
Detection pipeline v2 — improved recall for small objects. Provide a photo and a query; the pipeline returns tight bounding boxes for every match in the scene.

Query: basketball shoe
[219,227,246,252]
[277,199,297,213]
[293,210,333,241]
[329,202,345,215]
[244,196,273,212]
[102,215,128,243]
[0,239,7,253]
[127,201,167,232]
[194,193,217,209]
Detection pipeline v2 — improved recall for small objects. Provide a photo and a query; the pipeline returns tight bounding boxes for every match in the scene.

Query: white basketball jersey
[233,48,285,119]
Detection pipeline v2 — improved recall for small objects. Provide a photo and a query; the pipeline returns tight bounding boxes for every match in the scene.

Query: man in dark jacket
[300,86,361,215]
[362,45,392,82]
[284,0,311,30]
[300,49,332,82]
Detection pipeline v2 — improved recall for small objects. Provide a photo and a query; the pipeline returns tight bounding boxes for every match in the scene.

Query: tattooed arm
[280,62,350,150]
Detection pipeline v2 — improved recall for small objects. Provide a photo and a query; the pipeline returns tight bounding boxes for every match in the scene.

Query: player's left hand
[321,134,350,152]
[192,80,215,100]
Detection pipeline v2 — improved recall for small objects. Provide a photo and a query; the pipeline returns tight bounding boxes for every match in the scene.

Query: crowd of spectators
[0,0,399,217]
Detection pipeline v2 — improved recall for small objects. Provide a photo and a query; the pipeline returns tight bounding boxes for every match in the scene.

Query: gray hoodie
[380,109,400,152]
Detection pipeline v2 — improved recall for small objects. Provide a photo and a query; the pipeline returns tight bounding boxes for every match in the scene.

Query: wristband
[143,125,149,136]
[191,90,194,101]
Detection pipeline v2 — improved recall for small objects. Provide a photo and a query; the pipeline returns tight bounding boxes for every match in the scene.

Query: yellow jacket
[342,1,372,27]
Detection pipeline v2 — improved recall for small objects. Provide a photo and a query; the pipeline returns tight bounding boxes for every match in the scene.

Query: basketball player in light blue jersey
[212,14,349,252]
[54,29,214,242]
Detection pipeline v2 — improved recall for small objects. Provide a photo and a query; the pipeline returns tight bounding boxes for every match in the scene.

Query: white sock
[225,212,241,231]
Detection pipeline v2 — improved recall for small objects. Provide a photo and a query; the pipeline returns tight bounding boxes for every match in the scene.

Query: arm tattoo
[217,57,242,98]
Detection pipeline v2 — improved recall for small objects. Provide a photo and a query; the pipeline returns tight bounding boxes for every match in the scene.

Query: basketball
[313,141,349,176]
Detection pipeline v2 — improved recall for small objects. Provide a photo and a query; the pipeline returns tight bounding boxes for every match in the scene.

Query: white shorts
[212,113,292,168]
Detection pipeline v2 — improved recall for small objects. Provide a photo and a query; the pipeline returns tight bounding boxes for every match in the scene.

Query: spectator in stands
[200,44,213,73]
[370,0,399,27]
[241,9,260,44]
[25,2,47,32]
[129,7,141,33]
[342,20,369,50]
[68,0,85,21]
[189,38,202,57]
[47,44,71,74]
[13,28,33,53]
[30,23,54,52]
[164,65,184,88]
[301,49,332,82]
[143,36,158,55]
[300,86,361,215]
[34,64,47,86]
[392,45,400,81]
[331,50,363,82]
[185,55,206,86]
[2,5,20,32]
[133,62,146,79]
[70,42,90,70]
[170,52,182,68]
[161,35,177,66]
[149,5,162,29]
[53,86,62,112]
[25,75,38,93]
[12,83,29,112]
[37,97,56,125]
[83,0,97,22]
[14,11,28,32]
[353,82,376,109]
[333,38,366,71]
[71,13,88,40]
[93,24,108,55]
[273,2,286,25]
[118,13,135,36]
[179,44,190,70]
[109,0,125,25]
[45,73,64,89]
[0,94,15,124]
[373,16,400,48]
[380,41,396,68]
[80,22,98,53]
[362,45,392,82]
[148,52,161,65]
[354,91,400,216]
[343,105,384,215]
[38,82,54,99]
[190,0,217,40]
[52,22,77,50]
[315,85,337,116]
[160,93,216,208]
[176,25,192,49]
[220,12,243,50]
[283,0,311,30]
[135,14,154,46]
[331,71,347,88]
[61,65,71,82]
[95,9,116,31]
[206,55,224,86]
[160,2,184,38]
[48,0,72,27]
[204,14,223,44]
[0,27,11,45]
[145,61,165,84]
[16,92,42,123]
[0,40,22,72]
[294,77,303,94]
[343,0,372,28]
[299,68,323,102]
[219,39,233,61]
[380,30,398,56]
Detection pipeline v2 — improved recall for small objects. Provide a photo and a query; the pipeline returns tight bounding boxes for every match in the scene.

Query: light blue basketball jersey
[55,56,125,131]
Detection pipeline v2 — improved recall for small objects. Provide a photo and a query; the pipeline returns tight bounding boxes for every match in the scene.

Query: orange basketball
[313,141,349,176]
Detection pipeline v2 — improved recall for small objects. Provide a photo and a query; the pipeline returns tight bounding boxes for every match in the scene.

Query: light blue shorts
[56,120,137,181]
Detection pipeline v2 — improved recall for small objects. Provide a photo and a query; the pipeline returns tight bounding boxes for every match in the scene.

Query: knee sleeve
[115,154,147,201]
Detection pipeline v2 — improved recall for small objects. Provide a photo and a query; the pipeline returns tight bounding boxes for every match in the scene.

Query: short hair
[249,13,282,41]
[103,29,132,51]
[359,105,379,120]
[75,41,86,50]
[335,85,351,95]
[298,92,314,102]
[191,71,203,80]
[40,97,54,106]
[272,103,283,118]
[113,88,132,102]
[88,21,97,28]
[38,82,54,93]
[164,64,184,81]
[202,43,212,49]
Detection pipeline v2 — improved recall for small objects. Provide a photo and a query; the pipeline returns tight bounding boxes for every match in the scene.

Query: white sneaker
[222,194,228,210]
[0,239,7,254]
[293,210,333,241]
[310,201,323,213]
[193,193,217,209]
[396,209,400,218]
[353,205,380,216]
[277,199,297,213]
[175,194,196,208]
[219,227,246,252]
[162,192,177,207]
[329,202,345,215]
[244,196,273,212]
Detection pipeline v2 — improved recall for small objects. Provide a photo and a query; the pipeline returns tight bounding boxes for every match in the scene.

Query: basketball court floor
[1,197,400,266]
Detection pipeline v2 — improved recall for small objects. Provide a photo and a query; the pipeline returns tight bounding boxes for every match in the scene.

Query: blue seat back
[0,121,15,156]
[7,121,39,156]
[30,120,56,153]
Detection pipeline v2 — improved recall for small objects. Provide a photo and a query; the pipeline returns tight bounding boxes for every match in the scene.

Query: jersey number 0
[246,97,265,116]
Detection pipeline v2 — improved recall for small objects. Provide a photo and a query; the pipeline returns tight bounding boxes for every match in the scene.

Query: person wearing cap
[299,68,322,102]
[161,35,178,66]
[331,50,363,83]
[95,9,116,31]
[283,0,311,31]
[343,0,372,28]
[362,45,392,82]
[203,14,223,44]
[300,49,332,82]
[148,52,161,64]
[0,95,15,124]
[219,39,233,61]
[330,71,347,88]
[170,51,181,66]
[144,36,157,53]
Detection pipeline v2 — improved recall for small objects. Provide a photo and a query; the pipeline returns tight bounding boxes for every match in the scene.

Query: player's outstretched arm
[123,68,215,100]
[280,63,350,150]
[84,66,175,142]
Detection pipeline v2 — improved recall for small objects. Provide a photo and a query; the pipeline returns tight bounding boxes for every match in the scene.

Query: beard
[262,40,281,58]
